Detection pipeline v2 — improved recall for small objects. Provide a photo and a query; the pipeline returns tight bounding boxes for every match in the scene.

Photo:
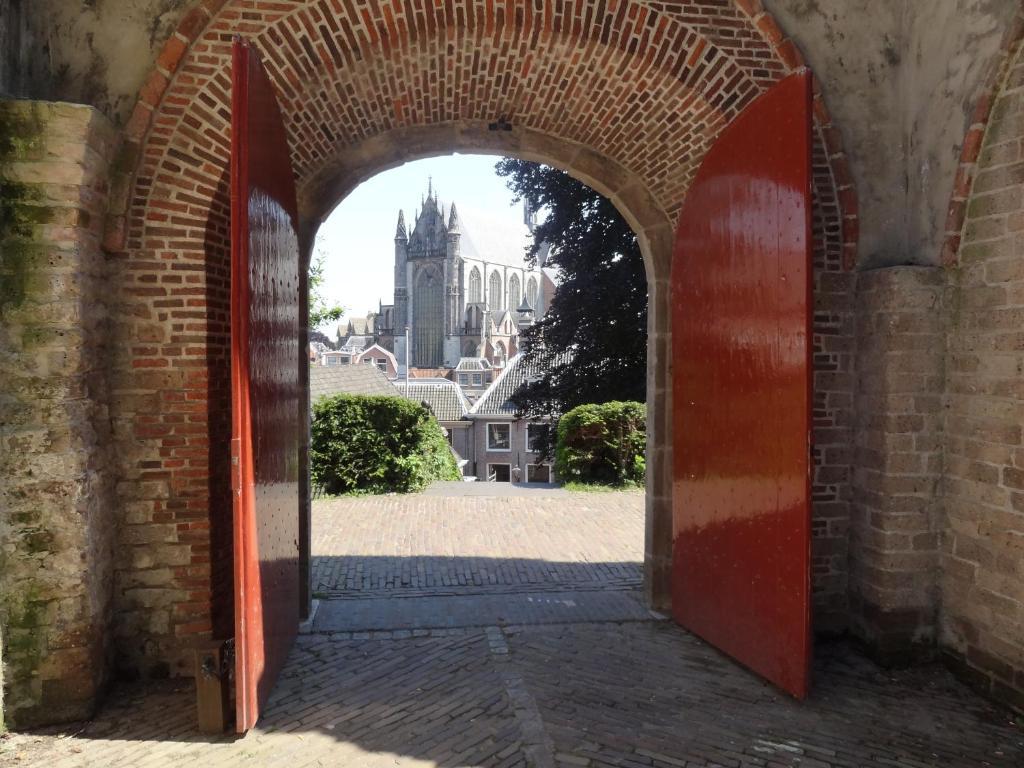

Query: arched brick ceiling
[130,0,800,241]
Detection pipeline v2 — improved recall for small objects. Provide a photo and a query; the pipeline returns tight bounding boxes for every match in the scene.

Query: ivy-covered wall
[0,99,117,728]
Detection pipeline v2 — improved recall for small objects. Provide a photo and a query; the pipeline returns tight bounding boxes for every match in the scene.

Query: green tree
[495,159,647,454]
[555,401,646,487]
[309,246,345,330]
[311,394,460,494]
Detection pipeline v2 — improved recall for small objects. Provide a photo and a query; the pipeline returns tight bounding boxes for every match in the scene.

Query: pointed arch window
[509,274,521,312]
[489,271,503,310]
[526,276,538,309]
[469,266,482,303]
[413,267,444,367]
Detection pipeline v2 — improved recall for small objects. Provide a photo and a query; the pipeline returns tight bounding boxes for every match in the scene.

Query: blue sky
[313,154,531,333]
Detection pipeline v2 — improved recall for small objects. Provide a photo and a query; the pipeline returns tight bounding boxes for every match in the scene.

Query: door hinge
[231,437,242,492]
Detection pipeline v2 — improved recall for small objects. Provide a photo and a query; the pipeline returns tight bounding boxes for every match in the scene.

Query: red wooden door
[231,36,302,732]
[670,71,813,699]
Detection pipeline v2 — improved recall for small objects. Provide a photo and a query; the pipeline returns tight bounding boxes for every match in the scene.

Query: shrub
[311,394,461,495]
[554,401,646,486]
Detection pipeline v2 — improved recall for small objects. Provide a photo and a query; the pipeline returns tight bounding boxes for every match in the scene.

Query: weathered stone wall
[0,0,190,121]
[0,100,117,727]
[943,34,1024,713]
[850,267,946,663]
[766,0,1017,269]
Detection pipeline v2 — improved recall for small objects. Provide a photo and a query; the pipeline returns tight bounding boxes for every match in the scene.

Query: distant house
[395,378,472,472]
[309,364,399,402]
[355,343,399,379]
[336,314,377,348]
[452,357,495,402]
[320,335,380,367]
[466,354,554,483]
[321,350,353,366]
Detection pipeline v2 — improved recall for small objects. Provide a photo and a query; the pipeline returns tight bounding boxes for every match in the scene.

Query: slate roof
[395,379,470,422]
[409,367,451,379]
[457,205,533,269]
[468,354,530,417]
[310,364,399,401]
[455,357,493,372]
[469,352,569,417]
[339,335,373,352]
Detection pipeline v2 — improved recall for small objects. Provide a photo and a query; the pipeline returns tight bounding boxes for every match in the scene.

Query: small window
[488,463,511,482]
[526,423,549,453]
[527,464,550,483]
[459,373,470,385]
[376,361,387,372]
[487,423,511,451]
[472,373,483,385]
[364,357,374,365]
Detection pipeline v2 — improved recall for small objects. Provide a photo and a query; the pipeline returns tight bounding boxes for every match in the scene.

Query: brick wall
[850,267,946,663]
[0,100,117,727]
[811,126,855,634]
[943,35,1024,712]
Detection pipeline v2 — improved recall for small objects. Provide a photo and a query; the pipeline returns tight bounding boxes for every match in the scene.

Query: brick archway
[103,0,857,680]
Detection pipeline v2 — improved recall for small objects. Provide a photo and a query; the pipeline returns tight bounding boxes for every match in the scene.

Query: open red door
[231,37,302,732]
[670,71,813,698]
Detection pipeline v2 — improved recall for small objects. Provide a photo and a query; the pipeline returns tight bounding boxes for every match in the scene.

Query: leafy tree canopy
[495,158,647,452]
[309,247,345,330]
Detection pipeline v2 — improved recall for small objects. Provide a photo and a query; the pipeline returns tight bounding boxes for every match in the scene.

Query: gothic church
[376,181,551,371]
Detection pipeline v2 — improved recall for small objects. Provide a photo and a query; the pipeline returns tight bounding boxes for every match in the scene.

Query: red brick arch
[105,0,858,677]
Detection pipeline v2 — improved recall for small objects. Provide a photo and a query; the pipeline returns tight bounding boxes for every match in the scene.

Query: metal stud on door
[231,36,302,732]
[670,71,814,699]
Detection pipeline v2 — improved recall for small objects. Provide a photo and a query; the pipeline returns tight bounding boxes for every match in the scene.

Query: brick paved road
[7,624,1022,767]
[6,491,1023,767]
[311,491,645,598]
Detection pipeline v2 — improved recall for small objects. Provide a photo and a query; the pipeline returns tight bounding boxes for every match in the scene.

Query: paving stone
[6,492,1022,767]
[310,492,645,599]
[313,590,654,632]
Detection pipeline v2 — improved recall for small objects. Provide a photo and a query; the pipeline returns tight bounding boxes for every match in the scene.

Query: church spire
[395,209,407,241]
[448,202,460,233]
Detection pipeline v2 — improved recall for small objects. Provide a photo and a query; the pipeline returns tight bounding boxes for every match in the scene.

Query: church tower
[443,202,463,366]
[405,180,449,368]
[392,209,409,369]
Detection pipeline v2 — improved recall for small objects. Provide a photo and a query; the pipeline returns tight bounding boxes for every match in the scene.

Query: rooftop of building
[408,367,451,379]
[455,357,493,372]
[310,364,399,400]
[469,351,571,418]
[395,378,471,422]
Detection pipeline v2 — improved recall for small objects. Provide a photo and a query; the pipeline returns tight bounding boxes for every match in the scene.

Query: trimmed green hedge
[311,394,461,495]
[554,401,646,486]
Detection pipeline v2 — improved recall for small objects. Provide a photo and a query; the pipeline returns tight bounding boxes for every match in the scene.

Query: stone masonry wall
[0,100,117,728]
[943,36,1024,713]
[850,267,946,664]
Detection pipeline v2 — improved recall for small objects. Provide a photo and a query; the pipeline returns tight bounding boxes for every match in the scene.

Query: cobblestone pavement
[311,491,645,598]
[7,624,1022,767]
[419,481,569,497]
[312,589,656,632]
[6,491,1024,767]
